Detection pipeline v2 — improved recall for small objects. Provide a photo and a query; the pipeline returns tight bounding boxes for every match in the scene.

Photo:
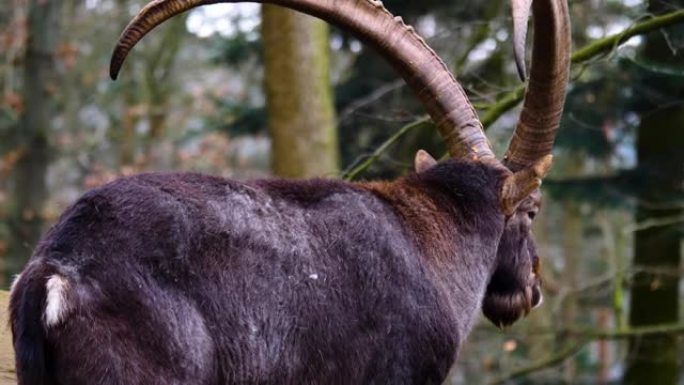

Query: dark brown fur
[10,159,541,385]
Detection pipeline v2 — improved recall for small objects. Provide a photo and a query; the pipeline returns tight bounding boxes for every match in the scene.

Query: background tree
[626,1,684,383]
[262,5,338,177]
[6,0,62,282]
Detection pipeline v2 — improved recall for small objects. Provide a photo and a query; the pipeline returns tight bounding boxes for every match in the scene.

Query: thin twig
[489,340,588,385]
[622,214,684,234]
[338,79,405,123]
[489,323,684,384]
[342,118,430,181]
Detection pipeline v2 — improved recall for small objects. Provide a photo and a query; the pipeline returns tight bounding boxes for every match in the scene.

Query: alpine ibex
[9,0,571,384]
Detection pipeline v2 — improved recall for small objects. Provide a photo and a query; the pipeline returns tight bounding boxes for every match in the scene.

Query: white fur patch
[44,275,70,327]
[9,273,21,294]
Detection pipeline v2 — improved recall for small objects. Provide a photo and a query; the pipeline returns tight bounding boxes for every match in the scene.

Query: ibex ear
[500,155,553,215]
[414,149,438,173]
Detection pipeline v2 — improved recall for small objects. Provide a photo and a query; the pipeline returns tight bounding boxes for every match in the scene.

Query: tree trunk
[625,1,683,383]
[556,153,585,383]
[6,0,61,282]
[262,5,338,178]
[625,107,683,384]
[143,14,187,168]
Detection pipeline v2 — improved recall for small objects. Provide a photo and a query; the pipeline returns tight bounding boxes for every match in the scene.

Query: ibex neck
[360,177,501,322]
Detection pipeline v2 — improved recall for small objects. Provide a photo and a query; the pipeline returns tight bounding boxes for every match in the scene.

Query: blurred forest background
[0,0,683,383]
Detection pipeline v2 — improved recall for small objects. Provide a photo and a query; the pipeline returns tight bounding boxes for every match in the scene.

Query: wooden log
[0,291,17,384]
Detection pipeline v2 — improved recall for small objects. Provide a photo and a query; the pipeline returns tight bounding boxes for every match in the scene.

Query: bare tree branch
[342,118,430,180]
[489,323,684,384]
[622,214,684,233]
[489,340,587,385]
[343,9,684,180]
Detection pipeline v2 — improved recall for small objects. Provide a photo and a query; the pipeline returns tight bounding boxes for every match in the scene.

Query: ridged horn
[512,0,532,81]
[110,0,496,161]
[504,0,571,171]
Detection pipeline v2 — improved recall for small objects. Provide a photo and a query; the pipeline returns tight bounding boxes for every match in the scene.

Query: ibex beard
[9,0,570,384]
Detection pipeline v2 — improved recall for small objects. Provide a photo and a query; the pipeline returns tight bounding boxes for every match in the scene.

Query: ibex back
[9,0,571,384]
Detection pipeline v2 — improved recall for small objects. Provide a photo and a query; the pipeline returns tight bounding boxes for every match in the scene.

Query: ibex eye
[527,211,537,220]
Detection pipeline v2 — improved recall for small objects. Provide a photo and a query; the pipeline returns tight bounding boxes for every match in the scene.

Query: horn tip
[513,37,527,82]
[515,57,527,82]
[109,51,124,81]
[511,0,532,82]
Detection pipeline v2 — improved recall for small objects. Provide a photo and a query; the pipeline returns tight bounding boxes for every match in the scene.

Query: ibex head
[482,0,570,327]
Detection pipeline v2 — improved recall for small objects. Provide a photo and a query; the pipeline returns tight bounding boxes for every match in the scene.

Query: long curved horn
[504,0,571,171]
[512,0,532,81]
[110,0,496,162]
